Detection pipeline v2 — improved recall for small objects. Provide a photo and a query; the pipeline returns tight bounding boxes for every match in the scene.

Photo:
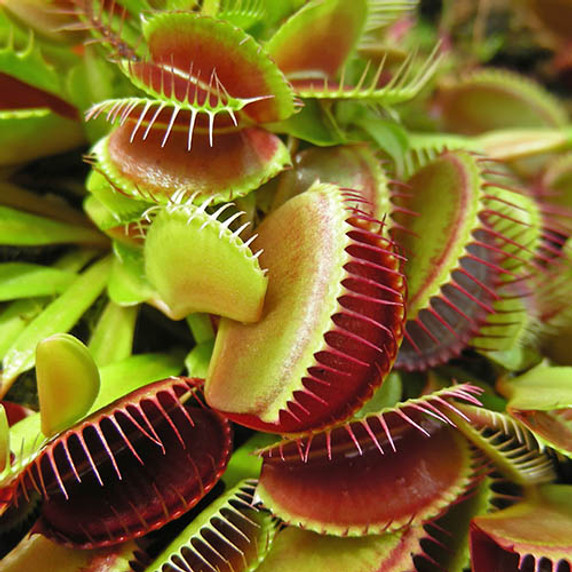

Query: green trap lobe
[206,183,405,433]
[267,0,368,78]
[144,203,268,322]
[255,525,424,572]
[273,144,391,218]
[470,485,572,572]
[437,69,568,136]
[206,184,350,425]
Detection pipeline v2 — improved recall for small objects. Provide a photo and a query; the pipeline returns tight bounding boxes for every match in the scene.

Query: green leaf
[2,350,184,486]
[218,0,266,30]
[0,298,46,361]
[422,476,495,572]
[113,10,296,125]
[52,248,100,273]
[471,485,572,571]
[0,205,106,247]
[0,27,63,98]
[483,344,542,374]
[266,0,368,78]
[356,113,410,170]
[222,432,278,488]
[270,98,346,146]
[184,340,214,378]
[162,0,199,8]
[360,0,418,48]
[1,257,112,395]
[86,169,153,227]
[0,535,139,572]
[88,301,138,367]
[255,524,424,572]
[2,407,44,486]
[36,334,100,437]
[91,350,185,412]
[499,366,572,412]
[354,371,403,417]
[0,108,84,167]
[186,313,215,344]
[0,263,75,301]
[0,179,89,227]
[65,45,124,143]
[409,127,572,164]
[147,480,277,572]
[293,44,443,107]
[144,201,268,322]
[454,405,555,485]
[436,68,569,135]
[108,241,156,306]
[498,366,572,456]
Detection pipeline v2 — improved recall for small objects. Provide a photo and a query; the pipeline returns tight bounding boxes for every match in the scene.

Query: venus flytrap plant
[35,333,101,437]
[0,1,571,571]
[145,480,278,572]
[388,147,554,370]
[470,485,572,572]
[1,334,231,549]
[497,366,572,457]
[252,474,498,572]
[451,404,556,486]
[0,534,141,572]
[205,182,406,433]
[25,377,232,548]
[254,385,485,535]
[434,68,569,136]
[143,195,268,322]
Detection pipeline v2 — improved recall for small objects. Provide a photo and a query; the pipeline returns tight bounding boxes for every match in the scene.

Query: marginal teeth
[142,102,166,140]
[242,233,258,249]
[218,211,246,237]
[130,100,153,142]
[211,202,235,221]
[233,221,251,238]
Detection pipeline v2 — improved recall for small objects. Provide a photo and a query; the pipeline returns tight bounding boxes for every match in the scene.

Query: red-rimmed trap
[205,182,407,435]
[255,384,484,536]
[12,377,232,548]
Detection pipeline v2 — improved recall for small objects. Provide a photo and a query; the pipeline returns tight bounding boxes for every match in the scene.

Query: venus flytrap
[470,485,572,572]
[0,1,571,571]
[497,366,572,457]
[143,196,268,322]
[0,6,85,166]
[36,333,100,437]
[0,534,141,572]
[145,480,278,572]
[205,182,406,434]
[2,334,231,549]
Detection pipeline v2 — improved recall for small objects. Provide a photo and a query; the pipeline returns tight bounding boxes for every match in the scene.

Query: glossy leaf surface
[95,122,290,204]
[266,0,367,78]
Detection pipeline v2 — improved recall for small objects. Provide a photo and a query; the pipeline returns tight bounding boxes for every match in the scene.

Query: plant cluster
[0,1,571,571]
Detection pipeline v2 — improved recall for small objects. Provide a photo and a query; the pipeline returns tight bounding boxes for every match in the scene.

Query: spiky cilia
[12,377,232,548]
[255,385,485,536]
[205,182,407,434]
